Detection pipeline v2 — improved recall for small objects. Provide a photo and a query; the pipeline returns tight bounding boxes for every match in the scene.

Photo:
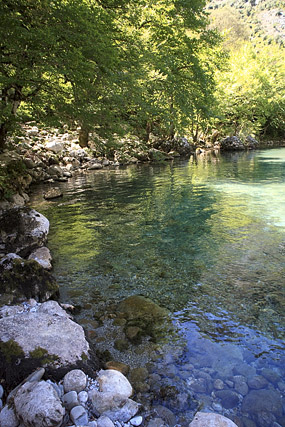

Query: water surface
[31,148,285,426]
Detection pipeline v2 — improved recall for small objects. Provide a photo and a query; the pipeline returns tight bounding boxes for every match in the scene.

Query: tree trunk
[0,123,7,152]
[79,127,89,148]
[169,100,175,140]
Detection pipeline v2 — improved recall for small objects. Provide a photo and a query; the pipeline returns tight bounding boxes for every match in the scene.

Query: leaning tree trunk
[0,124,7,152]
[78,127,89,148]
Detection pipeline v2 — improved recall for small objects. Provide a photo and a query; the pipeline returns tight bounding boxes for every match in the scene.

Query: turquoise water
[31,148,285,426]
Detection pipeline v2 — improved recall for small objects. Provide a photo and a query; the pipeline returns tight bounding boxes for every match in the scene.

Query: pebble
[62,391,79,411]
[63,369,87,393]
[214,379,224,390]
[130,415,143,426]
[78,390,89,404]
[97,415,115,427]
[70,405,89,426]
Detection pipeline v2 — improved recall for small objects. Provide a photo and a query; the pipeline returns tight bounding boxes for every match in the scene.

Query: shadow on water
[30,148,285,426]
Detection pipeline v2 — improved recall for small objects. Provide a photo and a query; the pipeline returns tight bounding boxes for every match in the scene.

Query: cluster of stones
[0,367,144,427]
[0,207,58,304]
[1,126,194,206]
[83,295,284,427]
[0,366,240,427]
[219,135,258,151]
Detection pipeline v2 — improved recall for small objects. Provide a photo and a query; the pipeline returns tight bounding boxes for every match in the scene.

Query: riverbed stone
[214,379,225,390]
[105,360,130,375]
[97,415,115,427]
[242,389,282,417]
[189,412,238,426]
[261,368,281,384]
[130,415,143,426]
[44,187,63,200]
[28,246,52,270]
[248,375,268,389]
[215,390,240,409]
[14,380,65,427]
[63,369,87,393]
[117,295,168,322]
[220,136,245,151]
[153,405,176,426]
[62,391,79,411]
[78,390,88,404]
[70,405,89,426]
[45,140,64,153]
[97,369,132,398]
[89,390,140,422]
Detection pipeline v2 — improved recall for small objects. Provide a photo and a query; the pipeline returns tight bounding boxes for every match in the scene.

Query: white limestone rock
[28,246,52,270]
[0,405,19,427]
[14,381,65,427]
[97,415,115,427]
[63,370,87,393]
[0,301,89,365]
[97,369,132,399]
[189,412,238,426]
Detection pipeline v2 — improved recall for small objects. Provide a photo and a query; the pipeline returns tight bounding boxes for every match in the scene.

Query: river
[31,148,285,426]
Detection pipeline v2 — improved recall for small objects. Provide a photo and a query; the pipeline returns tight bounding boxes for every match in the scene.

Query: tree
[214,43,285,137]
[0,0,122,150]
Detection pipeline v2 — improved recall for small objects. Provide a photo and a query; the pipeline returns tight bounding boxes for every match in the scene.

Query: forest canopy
[0,0,284,151]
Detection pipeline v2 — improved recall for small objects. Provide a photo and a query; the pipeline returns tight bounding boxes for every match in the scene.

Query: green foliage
[0,339,24,363]
[214,43,285,137]
[0,157,27,199]
[0,0,222,150]
[29,347,59,365]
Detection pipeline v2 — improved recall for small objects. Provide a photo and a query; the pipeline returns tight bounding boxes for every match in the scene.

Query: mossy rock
[0,257,59,302]
[117,295,169,321]
[117,295,171,342]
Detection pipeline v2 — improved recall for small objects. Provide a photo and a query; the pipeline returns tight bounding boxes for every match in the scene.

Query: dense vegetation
[0,0,284,153]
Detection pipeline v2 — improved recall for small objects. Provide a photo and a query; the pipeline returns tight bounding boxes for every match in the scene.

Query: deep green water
[31,148,285,425]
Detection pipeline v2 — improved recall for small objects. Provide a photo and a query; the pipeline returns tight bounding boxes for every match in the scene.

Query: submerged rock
[242,389,283,417]
[116,295,171,342]
[189,412,238,426]
[44,187,63,200]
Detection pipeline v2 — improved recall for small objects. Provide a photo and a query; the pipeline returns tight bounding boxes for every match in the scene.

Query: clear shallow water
[31,148,285,426]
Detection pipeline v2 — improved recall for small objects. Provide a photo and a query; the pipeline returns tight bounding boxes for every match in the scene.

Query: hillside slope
[207,0,285,46]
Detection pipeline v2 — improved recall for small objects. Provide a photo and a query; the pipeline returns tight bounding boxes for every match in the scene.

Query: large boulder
[0,255,58,304]
[0,207,49,257]
[0,301,90,390]
[220,136,245,151]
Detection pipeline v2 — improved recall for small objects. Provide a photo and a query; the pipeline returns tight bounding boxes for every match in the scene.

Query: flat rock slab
[0,301,89,365]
